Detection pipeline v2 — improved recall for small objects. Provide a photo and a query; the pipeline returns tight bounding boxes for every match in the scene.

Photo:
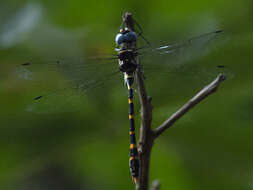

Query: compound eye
[125,32,137,43]
[115,33,124,45]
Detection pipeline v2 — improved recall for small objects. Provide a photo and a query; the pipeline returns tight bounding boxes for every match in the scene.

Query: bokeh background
[1,0,252,189]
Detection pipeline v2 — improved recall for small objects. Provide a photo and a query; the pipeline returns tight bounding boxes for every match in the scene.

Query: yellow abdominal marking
[128,98,133,104]
[129,156,138,161]
[130,144,136,149]
[128,114,134,119]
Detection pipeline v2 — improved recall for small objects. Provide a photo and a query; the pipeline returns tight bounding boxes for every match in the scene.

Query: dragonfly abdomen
[126,73,139,183]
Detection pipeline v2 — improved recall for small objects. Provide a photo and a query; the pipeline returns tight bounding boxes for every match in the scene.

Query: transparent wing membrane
[16,55,118,83]
[137,30,226,88]
[138,30,231,100]
[140,30,225,71]
[15,30,229,113]
[16,55,121,113]
[154,30,221,53]
[25,70,121,113]
[139,30,222,56]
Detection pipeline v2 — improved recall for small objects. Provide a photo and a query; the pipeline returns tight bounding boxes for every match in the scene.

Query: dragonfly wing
[139,30,225,73]
[15,56,121,113]
[138,30,231,101]
[16,55,118,82]
[139,30,222,56]
[26,70,121,114]
[139,30,223,70]
[154,30,222,52]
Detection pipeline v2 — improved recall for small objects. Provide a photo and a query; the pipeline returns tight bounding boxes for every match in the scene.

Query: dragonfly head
[115,28,137,46]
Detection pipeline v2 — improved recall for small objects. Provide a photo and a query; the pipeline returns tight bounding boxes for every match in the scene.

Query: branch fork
[136,72,226,190]
[122,11,226,190]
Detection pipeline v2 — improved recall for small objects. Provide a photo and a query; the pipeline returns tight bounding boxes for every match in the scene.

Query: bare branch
[136,67,154,190]
[125,12,226,190]
[123,12,154,189]
[153,74,226,138]
[136,68,153,132]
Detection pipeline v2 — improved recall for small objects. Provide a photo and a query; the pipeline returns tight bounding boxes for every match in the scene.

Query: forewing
[138,30,231,100]
[15,56,121,113]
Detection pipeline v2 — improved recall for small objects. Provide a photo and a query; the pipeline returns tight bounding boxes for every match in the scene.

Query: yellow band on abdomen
[130,144,136,149]
[128,114,134,119]
[128,98,133,104]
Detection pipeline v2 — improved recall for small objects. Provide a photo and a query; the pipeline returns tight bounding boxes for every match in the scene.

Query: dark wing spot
[34,95,43,100]
[215,30,222,33]
[22,62,31,66]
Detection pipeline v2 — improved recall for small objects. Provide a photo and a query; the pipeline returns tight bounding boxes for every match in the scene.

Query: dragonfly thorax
[118,50,138,73]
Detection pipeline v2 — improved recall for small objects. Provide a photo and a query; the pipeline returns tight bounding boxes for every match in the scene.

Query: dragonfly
[17,12,225,183]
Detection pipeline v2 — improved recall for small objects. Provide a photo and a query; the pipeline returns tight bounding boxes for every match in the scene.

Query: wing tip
[216,65,225,68]
[21,62,31,66]
[215,30,223,34]
[34,95,43,100]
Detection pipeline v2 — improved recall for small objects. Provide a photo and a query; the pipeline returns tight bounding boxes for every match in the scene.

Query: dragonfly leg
[134,20,151,47]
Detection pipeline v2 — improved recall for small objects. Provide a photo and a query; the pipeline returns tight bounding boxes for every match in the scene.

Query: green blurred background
[0,0,253,189]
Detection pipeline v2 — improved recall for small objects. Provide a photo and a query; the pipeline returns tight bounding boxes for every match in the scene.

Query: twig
[123,12,226,190]
[136,73,225,190]
[123,12,155,190]
[153,74,226,138]
[136,67,154,190]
